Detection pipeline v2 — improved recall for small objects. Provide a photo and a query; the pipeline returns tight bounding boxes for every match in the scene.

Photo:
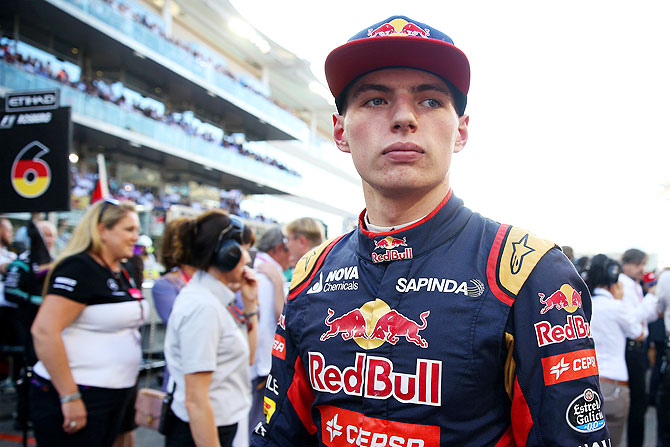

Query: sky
[231,0,670,265]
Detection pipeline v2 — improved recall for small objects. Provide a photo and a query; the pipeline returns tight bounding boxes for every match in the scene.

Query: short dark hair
[173,211,251,271]
[621,248,647,266]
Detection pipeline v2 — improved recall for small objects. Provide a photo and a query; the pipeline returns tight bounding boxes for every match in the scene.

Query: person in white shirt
[619,248,658,447]
[164,211,258,447]
[248,226,290,435]
[284,217,325,269]
[587,254,643,446]
[655,269,670,446]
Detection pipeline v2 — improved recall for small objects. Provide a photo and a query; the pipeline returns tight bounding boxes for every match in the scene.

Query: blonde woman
[30,199,148,447]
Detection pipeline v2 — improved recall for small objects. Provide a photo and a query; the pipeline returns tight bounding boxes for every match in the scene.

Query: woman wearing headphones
[30,199,147,447]
[586,254,643,447]
[164,210,258,447]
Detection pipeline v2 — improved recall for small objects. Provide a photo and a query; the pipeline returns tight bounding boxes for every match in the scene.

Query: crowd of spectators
[1,39,301,178]
[70,170,277,224]
[101,0,294,114]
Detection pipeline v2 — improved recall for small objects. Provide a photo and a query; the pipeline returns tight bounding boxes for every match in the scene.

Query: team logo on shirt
[371,236,413,263]
[320,299,429,349]
[535,314,592,347]
[53,276,77,292]
[263,397,276,423]
[538,284,582,314]
[578,439,612,447]
[510,233,535,274]
[306,266,359,294]
[271,334,286,360]
[566,388,606,433]
[310,352,442,406]
[541,348,598,385]
[107,278,119,291]
[318,405,441,446]
[395,277,485,297]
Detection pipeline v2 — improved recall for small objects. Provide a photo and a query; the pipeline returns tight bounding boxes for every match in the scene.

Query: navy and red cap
[324,15,470,115]
[643,271,658,287]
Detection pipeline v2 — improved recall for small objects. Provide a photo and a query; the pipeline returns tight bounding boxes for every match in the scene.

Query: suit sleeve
[250,293,318,446]
[508,248,611,446]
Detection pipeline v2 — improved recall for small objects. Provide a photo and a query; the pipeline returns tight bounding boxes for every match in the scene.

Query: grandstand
[0,0,363,237]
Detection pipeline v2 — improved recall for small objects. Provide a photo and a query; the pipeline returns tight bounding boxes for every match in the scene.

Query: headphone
[212,215,246,272]
[603,258,621,286]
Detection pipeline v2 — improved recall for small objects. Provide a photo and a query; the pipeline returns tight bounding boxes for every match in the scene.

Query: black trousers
[657,342,670,447]
[30,375,135,447]
[15,303,39,428]
[625,339,648,447]
[0,306,23,381]
[164,415,237,447]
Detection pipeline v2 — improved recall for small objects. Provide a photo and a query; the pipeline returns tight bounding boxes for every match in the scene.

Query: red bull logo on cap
[372,236,413,263]
[367,18,430,39]
[321,299,429,349]
[538,284,582,314]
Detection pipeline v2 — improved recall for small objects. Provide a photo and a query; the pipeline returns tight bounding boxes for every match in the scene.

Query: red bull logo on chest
[309,352,442,407]
[372,236,413,263]
[321,299,429,349]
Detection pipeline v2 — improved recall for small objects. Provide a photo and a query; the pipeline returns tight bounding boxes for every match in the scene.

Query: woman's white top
[590,287,643,381]
[165,270,251,426]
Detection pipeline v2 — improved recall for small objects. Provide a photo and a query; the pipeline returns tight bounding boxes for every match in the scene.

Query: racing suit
[251,191,610,447]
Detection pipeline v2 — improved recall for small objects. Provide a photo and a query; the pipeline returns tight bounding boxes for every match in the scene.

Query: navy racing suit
[251,191,610,447]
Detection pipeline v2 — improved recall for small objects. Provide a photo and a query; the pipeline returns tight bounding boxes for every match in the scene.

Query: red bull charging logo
[320,299,429,349]
[538,284,582,314]
[372,236,413,263]
[367,18,430,39]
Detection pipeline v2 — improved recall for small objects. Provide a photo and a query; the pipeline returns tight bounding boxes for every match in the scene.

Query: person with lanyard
[618,248,659,447]
[586,254,643,447]
[30,199,148,447]
[163,210,258,447]
[152,217,196,325]
[252,15,609,447]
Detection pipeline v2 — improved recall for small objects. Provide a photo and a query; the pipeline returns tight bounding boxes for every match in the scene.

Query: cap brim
[325,36,470,100]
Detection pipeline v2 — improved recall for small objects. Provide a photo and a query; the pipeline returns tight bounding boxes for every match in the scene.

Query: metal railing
[52,0,309,140]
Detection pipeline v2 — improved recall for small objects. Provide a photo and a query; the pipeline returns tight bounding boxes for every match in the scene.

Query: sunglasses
[98,198,120,222]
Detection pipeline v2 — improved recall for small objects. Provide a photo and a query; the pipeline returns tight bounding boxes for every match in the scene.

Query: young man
[252,16,609,446]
